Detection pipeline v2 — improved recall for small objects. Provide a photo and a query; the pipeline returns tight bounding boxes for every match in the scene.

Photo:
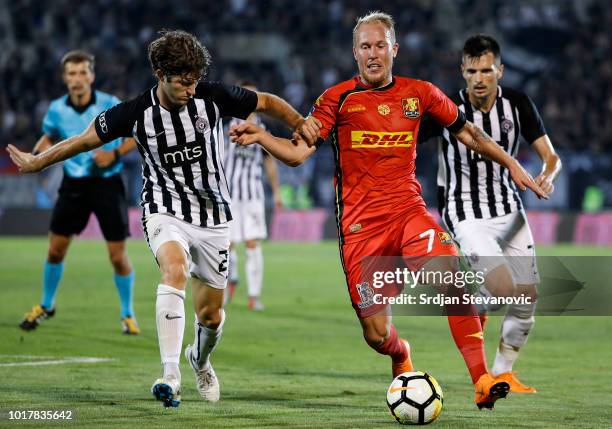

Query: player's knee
[109,250,129,272]
[362,323,388,348]
[245,239,258,249]
[197,306,223,329]
[161,262,189,287]
[47,247,67,263]
[516,283,538,301]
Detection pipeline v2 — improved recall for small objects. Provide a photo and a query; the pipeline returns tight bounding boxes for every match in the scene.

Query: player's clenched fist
[534,173,555,194]
[6,144,41,173]
[294,116,322,147]
[229,122,269,146]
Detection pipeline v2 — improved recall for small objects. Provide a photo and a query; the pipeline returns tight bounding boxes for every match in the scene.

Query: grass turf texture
[0,238,611,428]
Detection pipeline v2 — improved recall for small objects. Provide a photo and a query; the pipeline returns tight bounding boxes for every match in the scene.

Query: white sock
[192,309,226,369]
[246,246,263,297]
[156,284,185,381]
[491,312,535,375]
[229,249,239,283]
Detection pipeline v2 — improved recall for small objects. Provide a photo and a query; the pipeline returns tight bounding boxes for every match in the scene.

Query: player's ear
[154,69,165,82]
[497,63,504,80]
[392,42,399,58]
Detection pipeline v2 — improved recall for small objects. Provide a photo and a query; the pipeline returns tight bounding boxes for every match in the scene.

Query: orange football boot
[474,373,510,409]
[496,372,537,393]
[391,339,414,378]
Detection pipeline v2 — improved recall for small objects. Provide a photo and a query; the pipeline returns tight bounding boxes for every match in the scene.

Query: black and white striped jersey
[419,86,546,233]
[94,82,257,227]
[224,116,266,202]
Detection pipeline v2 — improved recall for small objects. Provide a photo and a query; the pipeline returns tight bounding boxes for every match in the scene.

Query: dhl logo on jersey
[351,131,414,148]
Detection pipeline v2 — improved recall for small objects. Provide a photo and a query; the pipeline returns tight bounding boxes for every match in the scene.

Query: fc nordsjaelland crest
[194,115,208,134]
[402,98,420,119]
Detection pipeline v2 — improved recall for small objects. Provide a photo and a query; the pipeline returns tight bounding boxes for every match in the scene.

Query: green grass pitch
[0,238,611,428]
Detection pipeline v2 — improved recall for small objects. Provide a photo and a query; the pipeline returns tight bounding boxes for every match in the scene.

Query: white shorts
[144,213,230,289]
[451,210,540,285]
[229,199,267,243]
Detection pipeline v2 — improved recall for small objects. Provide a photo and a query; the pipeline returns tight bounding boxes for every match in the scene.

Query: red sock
[446,304,488,384]
[374,325,407,363]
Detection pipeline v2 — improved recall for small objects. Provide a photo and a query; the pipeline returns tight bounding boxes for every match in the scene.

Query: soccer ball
[386,371,443,425]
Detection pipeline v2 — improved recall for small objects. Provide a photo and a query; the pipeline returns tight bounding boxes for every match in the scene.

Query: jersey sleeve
[197,82,258,119]
[41,105,60,140]
[94,98,140,143]
[309,88,339,144]
[517,92,546,144]
[417,114,444,144]
[422,82,465,133]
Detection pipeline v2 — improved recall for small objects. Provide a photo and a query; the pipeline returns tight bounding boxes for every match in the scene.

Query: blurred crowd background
[1,0,611,211]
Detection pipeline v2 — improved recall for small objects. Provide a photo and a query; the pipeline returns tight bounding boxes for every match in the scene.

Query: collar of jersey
[65,90,97,114]
[461,86,502,114]
[355,76,396,91]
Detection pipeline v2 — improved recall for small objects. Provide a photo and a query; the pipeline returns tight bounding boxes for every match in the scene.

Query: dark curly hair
[148,29,211,80]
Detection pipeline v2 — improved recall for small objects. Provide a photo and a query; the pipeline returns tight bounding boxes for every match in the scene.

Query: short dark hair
[61,50,95,72]
[148,29,211,80]
[462,34,501,62]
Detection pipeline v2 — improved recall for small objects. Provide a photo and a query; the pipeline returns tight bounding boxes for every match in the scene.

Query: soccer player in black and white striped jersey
[419,34,561,393]
[224,81,282,311]
[7,30,321,407]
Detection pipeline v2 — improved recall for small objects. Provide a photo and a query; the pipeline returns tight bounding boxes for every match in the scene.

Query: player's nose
[186,83,197,96]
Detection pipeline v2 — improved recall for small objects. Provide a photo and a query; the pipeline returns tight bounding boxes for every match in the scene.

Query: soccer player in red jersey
[230,12,547,409]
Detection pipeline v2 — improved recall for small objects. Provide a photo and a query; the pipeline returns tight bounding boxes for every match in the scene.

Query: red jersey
[311,76,462,244]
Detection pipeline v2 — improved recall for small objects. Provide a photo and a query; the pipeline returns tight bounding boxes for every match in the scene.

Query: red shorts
[340,206,458,318]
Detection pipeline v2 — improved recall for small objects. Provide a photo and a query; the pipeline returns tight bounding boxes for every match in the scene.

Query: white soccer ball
[386,371,443,425]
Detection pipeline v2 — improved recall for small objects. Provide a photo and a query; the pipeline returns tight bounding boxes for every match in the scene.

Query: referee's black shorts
[50,174,130,241]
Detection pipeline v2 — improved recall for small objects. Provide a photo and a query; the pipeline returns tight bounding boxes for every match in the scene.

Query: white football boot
[151,375,181,408]
[185,344,220,402]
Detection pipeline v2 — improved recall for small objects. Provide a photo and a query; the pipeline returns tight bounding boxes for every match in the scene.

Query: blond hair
[353,11,396,45]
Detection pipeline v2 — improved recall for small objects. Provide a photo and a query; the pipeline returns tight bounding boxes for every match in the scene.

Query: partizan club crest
[500,118,514,134]
[194,115,208,134]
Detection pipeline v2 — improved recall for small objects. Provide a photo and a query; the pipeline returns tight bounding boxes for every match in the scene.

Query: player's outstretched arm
[31,134,54,155]
[93,137,137,168]
[7,120,104,174]
[532,135,561,195]
[229,122,315,167]
[255,92,321,146]
[453,121,548,199]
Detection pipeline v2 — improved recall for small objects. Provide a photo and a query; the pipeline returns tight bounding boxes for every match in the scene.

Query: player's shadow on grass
[226,391,367,409]
[267,369,383,382]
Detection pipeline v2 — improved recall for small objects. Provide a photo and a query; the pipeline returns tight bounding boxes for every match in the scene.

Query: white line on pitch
[0,357,115,367]
[0,355,56,359]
